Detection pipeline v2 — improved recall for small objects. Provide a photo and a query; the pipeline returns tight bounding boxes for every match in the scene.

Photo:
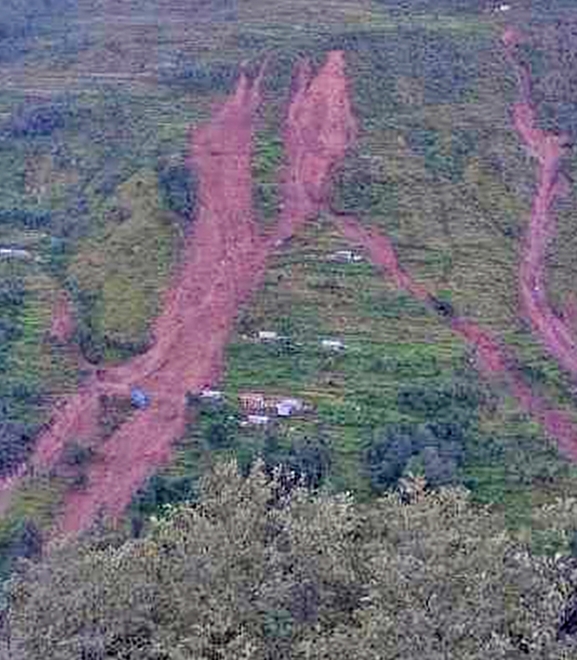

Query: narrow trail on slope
[503,27,577,380]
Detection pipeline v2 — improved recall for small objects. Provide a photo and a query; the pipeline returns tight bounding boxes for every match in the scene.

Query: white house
[199,389,224,402]
[321,338,346,352]
[276,398,304,418]
[329,250,363,264]
[244,414,270,426]
[0,248,32,261]
[258,330,279,342]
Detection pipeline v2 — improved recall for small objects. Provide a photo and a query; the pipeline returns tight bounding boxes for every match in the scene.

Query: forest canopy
[3,461,577,659]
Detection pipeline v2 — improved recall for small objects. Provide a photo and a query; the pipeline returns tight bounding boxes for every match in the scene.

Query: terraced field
[1,0,577,574]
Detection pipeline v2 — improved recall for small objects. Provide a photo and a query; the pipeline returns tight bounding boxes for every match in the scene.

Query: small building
[244,414,270,426]
[239,392,267,412]
[199,388,224,402]
[130,387,151,409]
[276,398,304,418]
[329,250,363,264]
[321,338,346,352]
[0,247,33,261]
[258,330,280,342]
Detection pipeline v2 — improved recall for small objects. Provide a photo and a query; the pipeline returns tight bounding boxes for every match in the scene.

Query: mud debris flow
[271,51,356,247]
[336,29,577,460]
[0,52,355,535]
[503,27,577,380]
[2,30,577,534]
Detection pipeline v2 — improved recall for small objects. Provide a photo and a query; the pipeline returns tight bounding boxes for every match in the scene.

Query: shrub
[0,422,33,476]
[156,160,197,219]
[5,461,577,659]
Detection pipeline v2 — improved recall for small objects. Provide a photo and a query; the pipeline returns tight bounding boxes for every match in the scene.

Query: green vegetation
[129,214,577,532]
[1,1,577,641]
[0,260,77,474]
[253,129,284,226]
[4,461,577,658]
[69,170,180,361]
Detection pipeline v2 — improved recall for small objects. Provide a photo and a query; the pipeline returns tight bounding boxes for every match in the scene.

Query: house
[276,398,304,418]
[239,391,309,417]
[239,392,267,412]
[244,414,270,426]
[329,250,363,264]
[321,338,346,352]
[0,247,32,261]
[199,389,224,402]
[258,330,279,342]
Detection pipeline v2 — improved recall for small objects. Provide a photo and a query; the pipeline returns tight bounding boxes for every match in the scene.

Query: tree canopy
[2,461,577,659]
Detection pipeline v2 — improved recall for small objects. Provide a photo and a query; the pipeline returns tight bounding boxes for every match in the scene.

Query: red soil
[0,52,356,537]
[49,291,75,343]
[271,52,357,246]
[503,31,577,380]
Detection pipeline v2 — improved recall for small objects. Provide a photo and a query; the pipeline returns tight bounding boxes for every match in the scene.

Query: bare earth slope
[0,52,355,536]
[502,28,577,382]
[53,69,267,534]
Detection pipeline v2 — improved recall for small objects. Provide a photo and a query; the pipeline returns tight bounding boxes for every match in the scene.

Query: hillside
[1,0,577,634]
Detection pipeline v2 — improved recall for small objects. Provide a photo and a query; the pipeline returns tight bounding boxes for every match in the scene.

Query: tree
[156,159,197,220]
[3,461,577,659]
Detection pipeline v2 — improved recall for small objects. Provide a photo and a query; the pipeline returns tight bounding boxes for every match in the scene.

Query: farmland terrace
[0,0,577,571]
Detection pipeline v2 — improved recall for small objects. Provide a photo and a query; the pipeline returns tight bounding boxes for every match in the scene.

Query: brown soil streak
[331,29,577,461]
[0,52,355,536]
[338,218,577,461]
[504,27,577,380]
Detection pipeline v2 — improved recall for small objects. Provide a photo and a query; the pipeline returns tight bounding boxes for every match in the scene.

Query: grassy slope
[69,170,180,357]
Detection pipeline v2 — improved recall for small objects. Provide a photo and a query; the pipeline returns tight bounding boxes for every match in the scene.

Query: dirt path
[49,290,75,343]
[503,27,577,380]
